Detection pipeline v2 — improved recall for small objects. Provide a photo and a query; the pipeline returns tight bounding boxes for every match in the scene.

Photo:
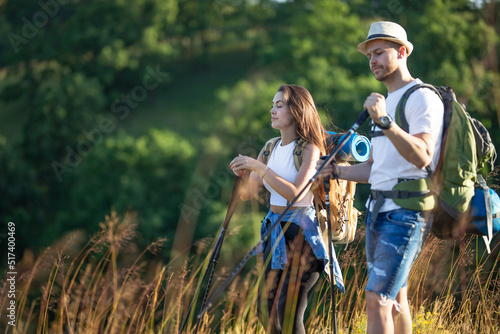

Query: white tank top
[263,139,314,207]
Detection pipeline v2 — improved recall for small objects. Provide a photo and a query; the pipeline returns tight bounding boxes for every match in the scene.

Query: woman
[229,84,344,333]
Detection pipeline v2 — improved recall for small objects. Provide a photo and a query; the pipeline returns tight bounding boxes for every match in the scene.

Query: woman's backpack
[262,134,364,244]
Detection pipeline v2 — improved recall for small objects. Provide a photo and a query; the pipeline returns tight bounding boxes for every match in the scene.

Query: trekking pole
[179,176,244,334]
[323,178,338,334]
[196,110,370,321]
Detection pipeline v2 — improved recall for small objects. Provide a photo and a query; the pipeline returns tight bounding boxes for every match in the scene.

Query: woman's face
[270,91,295,130]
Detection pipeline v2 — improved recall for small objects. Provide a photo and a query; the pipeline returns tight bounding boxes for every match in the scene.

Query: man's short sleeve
[405,88,444,137]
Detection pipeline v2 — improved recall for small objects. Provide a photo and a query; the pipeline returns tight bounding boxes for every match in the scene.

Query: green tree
[0,61,106,252]
[56,129,196,246]
[256,0,382,130]
[408,0,499,148]
[0,0,181,254]
[1,0,179,92]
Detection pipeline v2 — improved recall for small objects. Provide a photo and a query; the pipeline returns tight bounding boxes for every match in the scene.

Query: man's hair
[386,40,409,56]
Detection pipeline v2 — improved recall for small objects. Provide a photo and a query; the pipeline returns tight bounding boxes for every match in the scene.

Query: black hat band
[367,33,398,40]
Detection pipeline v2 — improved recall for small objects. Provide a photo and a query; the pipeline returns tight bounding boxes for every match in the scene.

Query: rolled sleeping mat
[327,131,371,162]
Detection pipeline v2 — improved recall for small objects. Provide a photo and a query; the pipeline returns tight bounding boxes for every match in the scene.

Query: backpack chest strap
[369,130,385,138]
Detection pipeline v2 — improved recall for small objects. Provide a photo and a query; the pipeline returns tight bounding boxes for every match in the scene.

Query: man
[317,21,444,333]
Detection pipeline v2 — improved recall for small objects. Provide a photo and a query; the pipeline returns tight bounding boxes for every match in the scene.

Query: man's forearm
[338,160,372,183]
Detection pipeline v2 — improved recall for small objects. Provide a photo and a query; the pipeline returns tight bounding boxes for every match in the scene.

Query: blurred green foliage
[0,0,498,265]
[57,129,196,245]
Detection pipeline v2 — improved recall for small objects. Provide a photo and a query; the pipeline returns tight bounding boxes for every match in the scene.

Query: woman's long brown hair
[277,84,327,155]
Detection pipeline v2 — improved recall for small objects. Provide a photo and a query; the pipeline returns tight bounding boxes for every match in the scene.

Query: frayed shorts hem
[365,289,402,312]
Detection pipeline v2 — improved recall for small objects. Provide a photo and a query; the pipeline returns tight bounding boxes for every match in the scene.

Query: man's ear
[398,45,407,59]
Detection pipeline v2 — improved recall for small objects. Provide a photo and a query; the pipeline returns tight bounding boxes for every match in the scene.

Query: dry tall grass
[1,211,499,333]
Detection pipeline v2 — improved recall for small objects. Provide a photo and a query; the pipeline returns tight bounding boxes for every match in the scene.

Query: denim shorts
[364,208,429,301]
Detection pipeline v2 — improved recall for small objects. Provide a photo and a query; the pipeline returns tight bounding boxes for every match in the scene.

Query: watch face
[379,115,392,129]
[380,116,390,126]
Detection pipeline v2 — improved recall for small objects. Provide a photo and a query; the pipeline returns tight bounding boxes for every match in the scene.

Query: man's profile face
[365,40,403,82]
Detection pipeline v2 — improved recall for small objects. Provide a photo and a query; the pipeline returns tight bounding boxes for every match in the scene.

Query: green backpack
[371,84,497,247]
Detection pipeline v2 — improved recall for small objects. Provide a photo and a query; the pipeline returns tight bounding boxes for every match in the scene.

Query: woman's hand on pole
[229,154,266,178]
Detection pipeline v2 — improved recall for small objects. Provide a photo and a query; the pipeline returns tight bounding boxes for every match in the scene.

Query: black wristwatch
[375,115,393,130]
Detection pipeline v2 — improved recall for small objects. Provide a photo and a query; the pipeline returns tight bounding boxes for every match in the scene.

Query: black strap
[369,188,433,224]
[371,189,433,200]
[369,130,384,138]
[472,213,500,220]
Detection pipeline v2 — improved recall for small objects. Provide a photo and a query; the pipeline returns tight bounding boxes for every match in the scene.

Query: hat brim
[357,37,413,56]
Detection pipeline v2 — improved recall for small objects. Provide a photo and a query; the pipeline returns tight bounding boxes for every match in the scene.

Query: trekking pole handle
[354,109,370,131]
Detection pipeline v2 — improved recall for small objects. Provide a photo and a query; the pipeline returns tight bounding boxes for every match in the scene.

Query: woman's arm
[230,142,321,203]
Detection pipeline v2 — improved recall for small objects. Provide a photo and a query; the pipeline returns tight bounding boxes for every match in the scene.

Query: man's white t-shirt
[367,79,444,213]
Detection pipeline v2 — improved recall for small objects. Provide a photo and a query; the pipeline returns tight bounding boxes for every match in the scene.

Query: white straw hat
[357,21,413,56]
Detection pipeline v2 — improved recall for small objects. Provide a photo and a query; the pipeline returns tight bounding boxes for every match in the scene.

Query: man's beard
[374,68,394,83]
[372,63,400,83]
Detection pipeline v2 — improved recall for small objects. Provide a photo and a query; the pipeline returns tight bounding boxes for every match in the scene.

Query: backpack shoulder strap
[396,83,442,133]
[293,137,309,171]
[262,137,281,165]
[262,137,309,171]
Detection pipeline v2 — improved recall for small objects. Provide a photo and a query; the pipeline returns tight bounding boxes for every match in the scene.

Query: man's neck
[384,68,415,93]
